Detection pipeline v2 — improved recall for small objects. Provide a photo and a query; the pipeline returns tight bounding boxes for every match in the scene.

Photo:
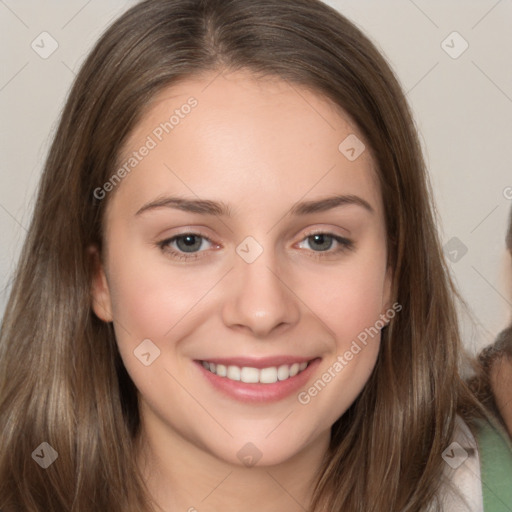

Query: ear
[88,245,113,322]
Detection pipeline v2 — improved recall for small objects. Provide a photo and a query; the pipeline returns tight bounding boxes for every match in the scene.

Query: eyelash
[157,231,354,262]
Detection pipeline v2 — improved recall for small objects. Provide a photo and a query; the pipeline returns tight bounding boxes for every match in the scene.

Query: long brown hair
[0,0,484,510]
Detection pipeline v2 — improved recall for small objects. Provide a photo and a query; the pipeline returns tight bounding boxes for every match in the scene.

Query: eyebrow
[135,194,374,217]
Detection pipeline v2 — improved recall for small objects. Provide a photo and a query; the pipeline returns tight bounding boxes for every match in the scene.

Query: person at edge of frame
[469,206,512,438]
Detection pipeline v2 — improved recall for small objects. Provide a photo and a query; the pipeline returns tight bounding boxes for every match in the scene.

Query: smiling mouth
[199,360,313,384]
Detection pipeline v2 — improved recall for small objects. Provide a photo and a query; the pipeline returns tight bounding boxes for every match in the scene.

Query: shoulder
[471,414,512,511]
[437,415,484,511]
[438,414,512,512]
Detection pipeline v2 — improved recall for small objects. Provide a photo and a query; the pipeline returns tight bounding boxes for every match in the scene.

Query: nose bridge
[221,236,300,337]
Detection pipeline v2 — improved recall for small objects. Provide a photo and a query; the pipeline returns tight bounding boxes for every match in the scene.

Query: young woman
[0,0,510,510]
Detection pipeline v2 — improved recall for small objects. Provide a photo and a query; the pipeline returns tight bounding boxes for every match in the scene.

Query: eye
[158,233,215,261]
[297,232,354,257]
[157,230,354,262]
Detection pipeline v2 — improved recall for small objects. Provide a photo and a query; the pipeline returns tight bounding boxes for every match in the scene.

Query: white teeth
[277,364,289,381]
[260,367,278,384]
[226,365,241,381]
[202,360,311,384]
[289,363,300,377]
[240,367,259,383]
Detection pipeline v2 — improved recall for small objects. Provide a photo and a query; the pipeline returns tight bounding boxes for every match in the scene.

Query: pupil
[311,234,332,251]
[178,235,201,252]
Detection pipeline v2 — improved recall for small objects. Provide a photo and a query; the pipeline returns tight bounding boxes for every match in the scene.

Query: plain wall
[1,0,511,354]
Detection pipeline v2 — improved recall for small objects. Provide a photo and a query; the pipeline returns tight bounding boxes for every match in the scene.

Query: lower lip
[194,358,322,403]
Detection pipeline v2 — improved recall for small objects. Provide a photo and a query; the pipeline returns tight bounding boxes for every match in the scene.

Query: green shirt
[473,416,512,511]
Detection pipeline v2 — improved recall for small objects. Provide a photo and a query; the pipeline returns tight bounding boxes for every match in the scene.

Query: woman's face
[92,70,392,467]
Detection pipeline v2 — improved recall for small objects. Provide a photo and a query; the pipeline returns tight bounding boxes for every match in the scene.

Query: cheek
[292,248,387,420]
[106,245,216,340]
[295,264,386,431]
[308,256,388,349]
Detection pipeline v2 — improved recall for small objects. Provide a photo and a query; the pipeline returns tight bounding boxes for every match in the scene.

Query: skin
[491,355,512,436]
[91,69,392,512]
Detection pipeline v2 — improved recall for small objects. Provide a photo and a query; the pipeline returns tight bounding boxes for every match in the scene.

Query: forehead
[111,70,382,218]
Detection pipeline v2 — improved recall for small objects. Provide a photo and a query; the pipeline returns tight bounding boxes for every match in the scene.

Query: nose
[221,247,301,338]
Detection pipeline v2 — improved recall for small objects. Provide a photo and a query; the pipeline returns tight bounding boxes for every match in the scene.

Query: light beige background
[1,0,511,354]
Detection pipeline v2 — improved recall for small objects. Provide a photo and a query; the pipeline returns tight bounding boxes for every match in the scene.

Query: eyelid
[299,227,351,239]
[160,232,215,247]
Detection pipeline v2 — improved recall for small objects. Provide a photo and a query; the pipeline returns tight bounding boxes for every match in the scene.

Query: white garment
[438,415,484,511]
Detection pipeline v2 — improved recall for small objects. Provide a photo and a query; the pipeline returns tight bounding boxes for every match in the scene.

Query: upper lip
[196,356,318,369]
